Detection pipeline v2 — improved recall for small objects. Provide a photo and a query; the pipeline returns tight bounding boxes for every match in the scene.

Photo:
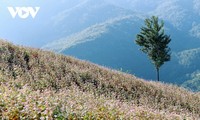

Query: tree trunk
[156,67,160,81]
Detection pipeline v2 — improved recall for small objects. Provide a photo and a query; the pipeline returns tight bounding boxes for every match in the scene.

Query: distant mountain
[0,0,133,47]
[175,48,200,68]
[43,14,200,91]
[44,0,200,51]
[107,0,192,28]
[43,1,200,91]
[43,15,154,79]
[175,48,200,91]
[50,0,133,38]
[43,15,143,52]
[182,70,200,91]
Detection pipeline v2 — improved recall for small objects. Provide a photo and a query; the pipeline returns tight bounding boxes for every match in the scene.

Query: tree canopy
[135,16,171,81]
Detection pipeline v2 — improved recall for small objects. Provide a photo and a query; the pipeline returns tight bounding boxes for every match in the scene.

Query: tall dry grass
[0,39,199,119]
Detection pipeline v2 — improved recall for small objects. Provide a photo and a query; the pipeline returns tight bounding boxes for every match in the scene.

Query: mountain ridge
[43,10,200,91]
[43,15,144,52]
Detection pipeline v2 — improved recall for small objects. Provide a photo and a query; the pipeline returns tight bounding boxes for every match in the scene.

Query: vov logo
[8,7,40,19]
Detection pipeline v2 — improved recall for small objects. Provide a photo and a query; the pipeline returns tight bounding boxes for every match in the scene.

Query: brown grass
[0,39,199,119]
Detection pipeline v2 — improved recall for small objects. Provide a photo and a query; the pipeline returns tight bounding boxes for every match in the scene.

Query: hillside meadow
[0,40,200,119]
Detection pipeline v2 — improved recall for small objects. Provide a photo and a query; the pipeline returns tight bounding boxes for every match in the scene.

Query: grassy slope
[0,40,199,119]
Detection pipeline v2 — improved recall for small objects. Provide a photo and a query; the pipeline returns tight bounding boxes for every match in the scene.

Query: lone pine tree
[135,16,171,81]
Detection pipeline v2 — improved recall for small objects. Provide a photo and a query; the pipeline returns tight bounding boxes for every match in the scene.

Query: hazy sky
[0,0,76,46]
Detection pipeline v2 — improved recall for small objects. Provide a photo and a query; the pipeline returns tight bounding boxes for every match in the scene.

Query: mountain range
[43,1,200,91]
[1,0,200,91]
